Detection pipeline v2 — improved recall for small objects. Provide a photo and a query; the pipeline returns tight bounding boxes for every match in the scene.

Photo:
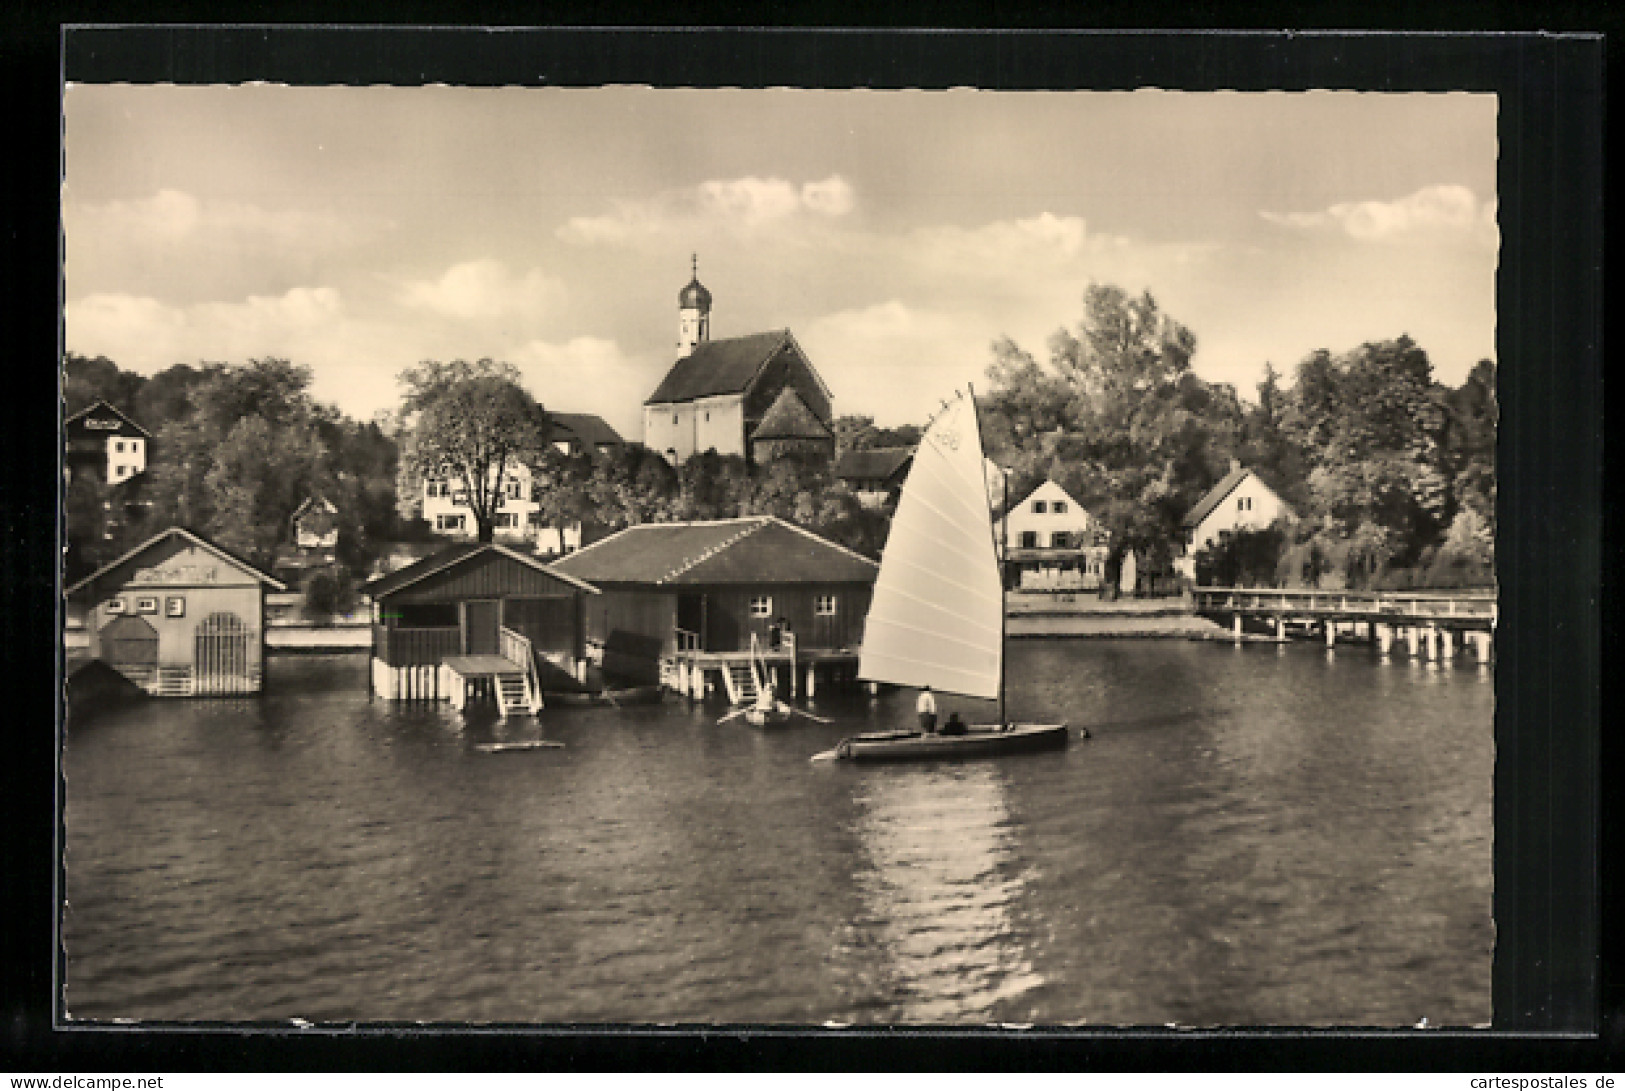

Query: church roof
[644,330,794,405]
[751,387,832,441]
[678,275,713,310]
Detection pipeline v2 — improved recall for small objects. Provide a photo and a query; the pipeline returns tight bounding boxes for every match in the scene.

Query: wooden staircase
[494,671,532,720]
[722,661,759,706]
[156,666,193,697]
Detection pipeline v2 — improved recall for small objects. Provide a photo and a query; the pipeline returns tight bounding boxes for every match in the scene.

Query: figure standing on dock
[916,685,938,733]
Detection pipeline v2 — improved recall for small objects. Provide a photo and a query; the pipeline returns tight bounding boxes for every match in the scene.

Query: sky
[63,86,1498,438]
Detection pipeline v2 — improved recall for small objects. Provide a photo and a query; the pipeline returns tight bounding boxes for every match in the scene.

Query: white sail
[858,390,1004,699]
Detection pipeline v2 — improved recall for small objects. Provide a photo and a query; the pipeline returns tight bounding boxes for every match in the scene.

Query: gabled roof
[65,526,286,596]
[64,399,152,438]
[751,387,833,441]
[551,516,879,587]
[363,541,600,599]
[292,493,337,519]
[644,330,793,405]
[1008,477,1086,514]
[1182,465,1293,528]
[549,412,625,450]
[833,446,914,483]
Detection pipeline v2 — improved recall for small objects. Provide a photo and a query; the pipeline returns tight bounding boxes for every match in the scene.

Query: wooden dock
[665,646,864,701]
[1193,586,1497,661]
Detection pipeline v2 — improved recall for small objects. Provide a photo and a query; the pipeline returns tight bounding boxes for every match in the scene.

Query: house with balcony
[1000,479,1110,590]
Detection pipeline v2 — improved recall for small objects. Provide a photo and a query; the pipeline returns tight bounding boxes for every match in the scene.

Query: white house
[1000,479,1109,590]
[1176,461,1296,580]
[65,399,150,485]
[422,461,541,544]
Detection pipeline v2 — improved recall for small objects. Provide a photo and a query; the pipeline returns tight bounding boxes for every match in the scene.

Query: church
[642,260,835,466]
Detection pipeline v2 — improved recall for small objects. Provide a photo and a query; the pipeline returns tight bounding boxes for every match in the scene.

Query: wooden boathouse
[363,543,600,716]
[65,526,285,696]
[549,515,879,701]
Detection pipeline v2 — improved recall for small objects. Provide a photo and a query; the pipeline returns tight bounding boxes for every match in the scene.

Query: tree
[981,282,1220,572]
[398,359,549,544]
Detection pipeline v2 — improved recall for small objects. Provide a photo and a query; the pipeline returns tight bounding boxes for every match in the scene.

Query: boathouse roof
[551,516,879,587]
[65,526,286,598]
[832,447,914,484]
[646,330,831,406]
[363,542,600,602]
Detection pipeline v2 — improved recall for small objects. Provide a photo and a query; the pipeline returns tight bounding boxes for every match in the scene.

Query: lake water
[61,639,1493,1026]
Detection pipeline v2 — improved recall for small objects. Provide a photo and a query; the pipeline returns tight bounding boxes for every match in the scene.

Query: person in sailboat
[916,685,937,733]
[941,710,967,736]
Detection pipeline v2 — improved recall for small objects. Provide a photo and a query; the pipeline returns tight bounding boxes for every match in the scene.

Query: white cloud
[558,174,856,246]
[398,260,564,321]
[1261,184,1498,246]
[510,336,656,439]
[68,188,374,252]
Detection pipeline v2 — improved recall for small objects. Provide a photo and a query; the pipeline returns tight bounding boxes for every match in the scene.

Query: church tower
[676,254,712,359]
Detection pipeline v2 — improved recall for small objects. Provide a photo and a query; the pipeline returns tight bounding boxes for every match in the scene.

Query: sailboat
[812,386,1070,763]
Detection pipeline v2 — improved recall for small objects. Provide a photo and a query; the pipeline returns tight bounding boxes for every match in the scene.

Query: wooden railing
[500,626,543,713]
[675,627,701,653]
[1193,586,1497,621]
[374,625,461,666]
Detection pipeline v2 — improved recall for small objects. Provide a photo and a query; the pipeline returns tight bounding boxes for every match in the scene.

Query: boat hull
[816,722,1070,763]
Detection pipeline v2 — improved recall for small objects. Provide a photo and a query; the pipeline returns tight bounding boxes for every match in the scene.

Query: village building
[749,386,835,464]
[421,460,541,543]
[65,399,150,486]
[549,412,626,459]
[642,260,834,466]
[1000,479,1111,590]
[1176,461,1297,581]
[832,447,914,509]
[550,515,878,700]
[362,542,600,716]
[65,527,286,696]
[271,493,341,587]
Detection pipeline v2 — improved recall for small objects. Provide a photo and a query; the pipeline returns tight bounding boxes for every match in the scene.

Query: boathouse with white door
[66,527,285,696]
[362,542,600,715]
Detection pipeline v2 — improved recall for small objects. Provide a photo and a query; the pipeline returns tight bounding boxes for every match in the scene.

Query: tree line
[65,354,400,584]
[976,283,1496,590]
[64,280,1496,594]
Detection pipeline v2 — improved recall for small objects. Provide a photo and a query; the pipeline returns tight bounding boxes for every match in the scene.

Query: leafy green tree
[398,359,550,544]
[204,416,333,567]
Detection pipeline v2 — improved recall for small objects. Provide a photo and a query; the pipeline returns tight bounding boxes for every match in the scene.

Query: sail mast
[968,382,1006,726]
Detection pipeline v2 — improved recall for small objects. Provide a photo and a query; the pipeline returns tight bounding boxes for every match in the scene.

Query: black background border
[2,19,1610,1071]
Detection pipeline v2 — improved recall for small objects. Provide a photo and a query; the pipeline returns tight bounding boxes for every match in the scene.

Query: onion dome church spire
[677,253,712,359]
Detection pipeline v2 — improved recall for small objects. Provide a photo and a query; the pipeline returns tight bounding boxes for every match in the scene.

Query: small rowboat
[474,739,566,753]
[543,685,665,708]
[811,723,1069,763]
